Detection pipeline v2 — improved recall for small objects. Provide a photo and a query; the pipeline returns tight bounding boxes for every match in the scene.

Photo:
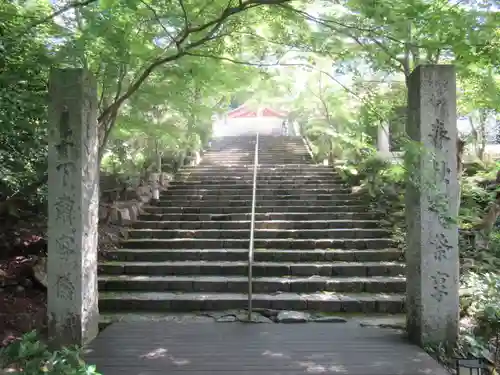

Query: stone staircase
[99,135,405,317]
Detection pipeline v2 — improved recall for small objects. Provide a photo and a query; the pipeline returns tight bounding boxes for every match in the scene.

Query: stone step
[167,182,347,189]
[120,238,396,249]
[200,159,311,164]
[158,194,355,202]
[201,157,312,162]
[180,164,331,169]
[148,199,364,208]
[126,228,391,240]
[170,181,346,188]
[202,153,308,155]
[98,291,405,313]
[99,260,404,277]
[162,187,352,195]
[139,212,382,221]
[99,275,406,294]
[173,176,344,183]
[107,248,403,263]
[176,170,341,176]
[175,168,339,173]
[132,219,382,230]
[202,156,311,160]
[142,205,371,214]
[204,148,307,152]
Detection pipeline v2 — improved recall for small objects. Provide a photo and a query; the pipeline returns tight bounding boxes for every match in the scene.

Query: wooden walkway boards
[84,321,450,375]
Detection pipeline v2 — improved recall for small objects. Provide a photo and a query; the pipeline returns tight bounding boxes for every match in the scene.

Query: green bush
[460,272,500,364]
[0,331,100,375]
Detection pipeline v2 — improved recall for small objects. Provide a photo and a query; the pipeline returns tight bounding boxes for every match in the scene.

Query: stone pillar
[377,122,391,155]
[405,65,459,347]
[47,68,99,347]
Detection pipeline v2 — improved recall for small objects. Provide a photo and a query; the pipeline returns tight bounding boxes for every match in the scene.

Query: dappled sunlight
[295,361,349,373]
[139,347,191,366]
[262,349,291,359]
[140,348,168,359]
[84,320,450,374]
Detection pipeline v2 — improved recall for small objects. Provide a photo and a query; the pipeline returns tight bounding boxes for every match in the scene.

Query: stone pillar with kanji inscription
[405,65,459,347]
[47,68,99,347]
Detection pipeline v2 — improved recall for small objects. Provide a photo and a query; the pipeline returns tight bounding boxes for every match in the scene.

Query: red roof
[227,104,287,118]
[261,108,287,117]
[227,105,253,118]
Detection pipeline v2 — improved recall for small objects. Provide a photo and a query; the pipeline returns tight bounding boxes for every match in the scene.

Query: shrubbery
[335,147,500,368]
[0,331,100,375]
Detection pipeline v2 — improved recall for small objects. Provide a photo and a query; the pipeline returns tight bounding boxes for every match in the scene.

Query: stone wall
[99,171,173,226]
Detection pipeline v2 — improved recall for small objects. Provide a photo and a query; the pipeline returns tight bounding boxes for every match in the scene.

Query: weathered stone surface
[359,316,405,330]
[310,315,348,323]
[405,65,459,347]
[32,256,48,288]
[215,315,238,322]
[275,311,310,323]
[98,136,406,317]
[47,68,99,346]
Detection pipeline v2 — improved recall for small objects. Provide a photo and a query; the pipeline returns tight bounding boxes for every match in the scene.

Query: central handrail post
[248,132,259,321]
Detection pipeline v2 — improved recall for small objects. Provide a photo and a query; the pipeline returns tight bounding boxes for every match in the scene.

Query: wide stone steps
[175,167,340,173]
[169,180,346,187]
[174,174,344,181]
[157,195,363,207]
[142,205,372,214]
[119,238,396,249]
[99,275,406,294]
[162,187,352,195]
[106,248,403,262]
[200,159,311,163]
[98,291,405,313]
[126,228,391,240]
[139,212,383,221]
[175,167,336,173]
[158,194,355,202]
[201,154,311,158]
[148,200,364,208]
[99,261,404,277]
[132,219,382,230]
[180,163,328,167]
[98,135,405,317]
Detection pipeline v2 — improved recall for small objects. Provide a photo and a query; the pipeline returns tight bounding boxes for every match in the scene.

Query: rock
[118,208,131,223]
[236,312,273,323]
[253,308,280,318]
[15,285,24,293]
[310,315,348,323]
[276,311,310,323]
[109,206,120,223]
[22,278,32,288]
[32,256,47,288]
[359,317,405,330]
[136,185,152,203]
[127,203,140,221]
[216,315,237,322]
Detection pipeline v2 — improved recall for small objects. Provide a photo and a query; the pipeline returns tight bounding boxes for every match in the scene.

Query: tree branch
[183,52,388,121]
[29,0,99,28]
[98,0,291,125]
[139,0,177,46]
[178,0,190,30]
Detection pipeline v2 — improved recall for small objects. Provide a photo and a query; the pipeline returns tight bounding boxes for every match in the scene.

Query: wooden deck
[84,320,450,375]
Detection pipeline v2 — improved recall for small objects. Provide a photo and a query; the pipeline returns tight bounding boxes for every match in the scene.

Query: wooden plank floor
[84,321,450,375]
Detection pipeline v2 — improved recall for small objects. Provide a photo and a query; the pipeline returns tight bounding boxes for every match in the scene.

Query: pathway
[85,319,450,375]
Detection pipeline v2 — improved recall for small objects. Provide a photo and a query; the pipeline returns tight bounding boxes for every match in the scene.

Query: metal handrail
[247,132,259,321]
